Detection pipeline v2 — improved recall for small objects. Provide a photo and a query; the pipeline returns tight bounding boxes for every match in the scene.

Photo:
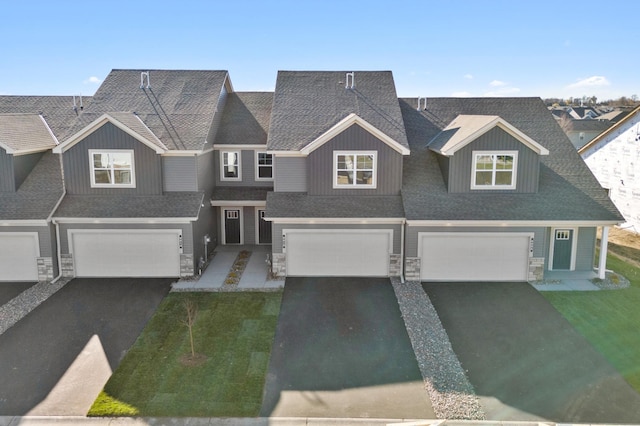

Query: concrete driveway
[260,277,434,419]
[0,282,36,306]
[0,278,172,416]
[424,282,640,423]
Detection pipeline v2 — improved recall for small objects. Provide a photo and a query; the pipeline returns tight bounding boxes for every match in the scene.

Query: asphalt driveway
[0,282,36,306]
[260,277,434,418]
[424,282,640,423]
[0,277,172,415]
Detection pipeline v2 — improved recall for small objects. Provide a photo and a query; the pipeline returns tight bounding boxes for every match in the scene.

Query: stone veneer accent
[61,253,75,277]
[528,257,545,281]
[180,253,194,277]
[271,253,287,277]
[404,257,421,281]
[389,254,402,276]
[37,257,54,282]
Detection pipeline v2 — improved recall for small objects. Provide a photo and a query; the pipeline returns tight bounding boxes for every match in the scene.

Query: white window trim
[548,227,578,271]
[333,150,377,189]
[255,151,274,181]
[471,150,518,190]
[220,150,242,181]
[89,149,136,188]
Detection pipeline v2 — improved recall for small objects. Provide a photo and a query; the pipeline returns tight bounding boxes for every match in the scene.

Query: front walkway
[172,245,284,291]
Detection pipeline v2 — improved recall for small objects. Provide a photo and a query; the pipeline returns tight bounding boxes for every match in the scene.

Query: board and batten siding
[447,126,541,193]
[308,124,403,196]
[63,122,163,195]
[163,156,198,191]
[274,156,307,192]
[214,150,273,187]
[13,152,44,190]
[0,148,15,192]
[197,150,216,194]
[57,222,193,254]
[271,223,402,254]
[405,225,546,258]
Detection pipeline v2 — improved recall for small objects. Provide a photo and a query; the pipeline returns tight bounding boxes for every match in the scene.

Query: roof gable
[0,114,58,154]
[300,113,410,155]
[428,114,549,156]
[579,105,640,155]
[53,113,167,154]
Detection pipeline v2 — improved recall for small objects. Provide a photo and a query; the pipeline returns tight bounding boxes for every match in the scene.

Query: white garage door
[0,233,39,281]
[70,230,181,277]
[419,232,531,281]
[285,230,391,277]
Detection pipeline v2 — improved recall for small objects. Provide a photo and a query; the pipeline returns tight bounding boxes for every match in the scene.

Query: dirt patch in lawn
[599,227,640,268]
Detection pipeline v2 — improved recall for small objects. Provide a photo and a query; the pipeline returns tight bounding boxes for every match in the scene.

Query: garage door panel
[0,234,39,281]
[286,231,390,277]
[71,231,181,277]
[420,233,530,282]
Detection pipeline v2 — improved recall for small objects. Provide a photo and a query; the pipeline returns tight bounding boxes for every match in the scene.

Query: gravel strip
[391,277,485,420]
[0,278,70,336]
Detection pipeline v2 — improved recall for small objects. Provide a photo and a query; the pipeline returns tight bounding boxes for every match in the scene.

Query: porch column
[598,226,610,279]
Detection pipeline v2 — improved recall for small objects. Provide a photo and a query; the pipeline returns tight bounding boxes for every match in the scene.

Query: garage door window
[90,150,135,188]
[334,151,377,188]
[471,151,517,190]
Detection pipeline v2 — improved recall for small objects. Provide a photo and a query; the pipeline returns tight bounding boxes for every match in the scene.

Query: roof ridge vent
[72,94,83,115]
[140,71,151,89]
[417,97,427,111]
[345,72,355,89]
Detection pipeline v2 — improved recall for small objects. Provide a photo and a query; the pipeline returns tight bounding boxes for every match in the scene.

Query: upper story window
[333,151,377,188]
[221,151,241,181]
[89,150,135,188]
[471,151,518,190]
[256,152,273,180]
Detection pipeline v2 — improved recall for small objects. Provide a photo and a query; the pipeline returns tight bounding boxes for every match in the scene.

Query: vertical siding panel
[163,156,198,191]
[13,152,44,189]
[244,207,256,244]
[0,149,15,191]
[274,157,307,192]
[63,122,162,195]
[576,227,596,270]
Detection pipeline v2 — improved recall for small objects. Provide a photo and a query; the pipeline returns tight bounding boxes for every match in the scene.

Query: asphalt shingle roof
[214,92,273,145]
[400,97,622,222]
[0,151,63,220]
[212,187,272,202]
[0,114,58,153]
[267,71,408,151]
[65,70,228,151]
[266,192,405,219]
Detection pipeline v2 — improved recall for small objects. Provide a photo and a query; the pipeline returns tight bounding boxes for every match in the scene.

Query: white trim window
[221,151,241,181]
[471,150,518,189]
[89,150,135,188]
[255,151,273,180]
[333,151,377,188]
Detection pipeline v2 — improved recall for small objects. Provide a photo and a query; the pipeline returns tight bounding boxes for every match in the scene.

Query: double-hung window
[221,151,241,181]
[89,150,135,188]
[334,151,376,188]
[255,152,273,180]
[471,151,517,189]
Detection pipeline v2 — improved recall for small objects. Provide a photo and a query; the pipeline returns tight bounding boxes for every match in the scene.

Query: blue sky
[1,0,637,100]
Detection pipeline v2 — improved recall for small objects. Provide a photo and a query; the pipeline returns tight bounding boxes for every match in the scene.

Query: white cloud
[567,76,610,89]
[489,80,507,87]
[484,87,521,97]
[451,91,473,97]
[463,74,473,80]
[83,76,102,85]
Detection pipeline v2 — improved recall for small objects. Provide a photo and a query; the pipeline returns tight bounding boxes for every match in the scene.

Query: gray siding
[163,156,198,191]
[271,223,402,254]
[197,150,216,193]
[448,127,541,193]
[405,225,546,258]
[244,207,257,245]
[14,152,44,190]
[576,227,597,270]
[274,157,307,192]
[58,222,193,254]
[435,154,449,187]
[0,148,14,192]
[308,124,403,196]
[214,150,273,187]
[63,122,163,195]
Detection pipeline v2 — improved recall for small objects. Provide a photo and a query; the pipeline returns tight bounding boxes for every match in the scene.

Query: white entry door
[285,230,391,277]
[419,232,531,281]
[70,230,182,277]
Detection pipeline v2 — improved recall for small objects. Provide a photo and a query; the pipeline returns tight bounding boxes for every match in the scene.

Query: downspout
[52,218,63,283]
[400,219,406,283]
[47,151,66,283]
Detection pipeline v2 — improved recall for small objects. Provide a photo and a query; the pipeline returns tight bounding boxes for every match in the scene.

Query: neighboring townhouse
[579,105,640,233]
[559,117,612,149]
[399,97,622,281]
[0,96,88,281]
[51,70,231,278]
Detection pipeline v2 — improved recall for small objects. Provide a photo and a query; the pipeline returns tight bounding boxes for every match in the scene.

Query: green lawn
[88,291,282,417]
[543,254,640,391]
